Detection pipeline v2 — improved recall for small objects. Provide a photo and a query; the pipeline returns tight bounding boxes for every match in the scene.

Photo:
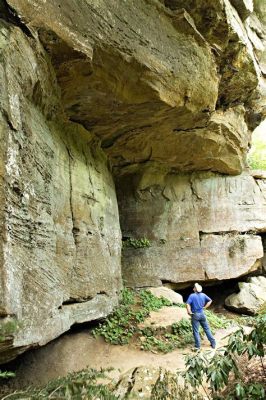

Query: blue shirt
[186,293,211,313]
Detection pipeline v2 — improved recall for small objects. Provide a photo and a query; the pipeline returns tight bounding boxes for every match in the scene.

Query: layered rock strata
[118,169,266,287]
[0,18,122,363]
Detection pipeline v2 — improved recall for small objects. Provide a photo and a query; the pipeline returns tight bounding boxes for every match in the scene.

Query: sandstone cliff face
[0,17,122,363]
[118,168,265,287]
[0,0,266,361]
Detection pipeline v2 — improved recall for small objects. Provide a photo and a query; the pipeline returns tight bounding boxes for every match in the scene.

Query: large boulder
[147,287,183,304]
[225,276,266,314]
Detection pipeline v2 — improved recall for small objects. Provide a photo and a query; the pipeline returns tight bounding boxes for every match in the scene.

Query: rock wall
[118,168,266,287]
[0,0,265,361]
[0,18,122,363]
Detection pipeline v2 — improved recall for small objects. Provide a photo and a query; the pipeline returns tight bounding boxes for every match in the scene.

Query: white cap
[194,283,202,293]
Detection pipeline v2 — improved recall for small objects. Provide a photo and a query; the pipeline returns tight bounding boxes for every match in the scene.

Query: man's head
[194,282,202,293]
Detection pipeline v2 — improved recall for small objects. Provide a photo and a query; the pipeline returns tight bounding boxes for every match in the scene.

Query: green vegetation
[184,314,266,399]
[92,288,171,345]
[1,368,118,400]
[204,310,231,329]
[258,301,266,316]
[1,368,201,400]
[93,288,230,354]
[247,123,266,170]
[0,320,18,384]
[0,371,15,379]
[0,319,19,342]
[139,289,171,310]
[140,334,180,353]
[122,237,151,249]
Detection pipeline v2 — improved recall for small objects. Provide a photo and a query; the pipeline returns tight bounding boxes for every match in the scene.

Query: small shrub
[122,237,151,249]
[0,371,15,379]
[139,290,172,311]
[121,287,135,306]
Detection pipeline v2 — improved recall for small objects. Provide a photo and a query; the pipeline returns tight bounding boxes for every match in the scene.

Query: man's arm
[204,300,212,309]
[186,303,193,315]
[203,294,212,310]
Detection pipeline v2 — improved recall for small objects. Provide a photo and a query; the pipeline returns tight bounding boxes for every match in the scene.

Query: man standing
[186,283,216,350]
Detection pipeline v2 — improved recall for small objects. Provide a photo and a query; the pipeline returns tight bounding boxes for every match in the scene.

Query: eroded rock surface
[5,0,266,175]
[118,169,265,287]
[0,18,122,363]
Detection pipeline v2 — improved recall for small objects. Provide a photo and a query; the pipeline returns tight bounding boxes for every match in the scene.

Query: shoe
[192,347,200,352]
[211,343,216,349]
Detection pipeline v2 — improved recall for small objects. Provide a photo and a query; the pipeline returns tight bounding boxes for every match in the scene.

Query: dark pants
[191,312,216,349]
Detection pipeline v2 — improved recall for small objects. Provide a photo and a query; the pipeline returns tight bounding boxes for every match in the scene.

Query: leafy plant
[139,290,172,311]
[92,288,171,345]
[1,368,118,399]
[0,371,15,379]
[122,237,151,249]
[121,287,135,306]
[140,335,178,353]
[92,289,173,347]
[184,314,266,400]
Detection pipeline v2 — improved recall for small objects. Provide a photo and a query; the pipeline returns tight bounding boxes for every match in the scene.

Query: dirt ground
[2,324,236,392]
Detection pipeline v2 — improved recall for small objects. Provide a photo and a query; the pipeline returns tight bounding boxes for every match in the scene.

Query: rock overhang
[6,0,266,176]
